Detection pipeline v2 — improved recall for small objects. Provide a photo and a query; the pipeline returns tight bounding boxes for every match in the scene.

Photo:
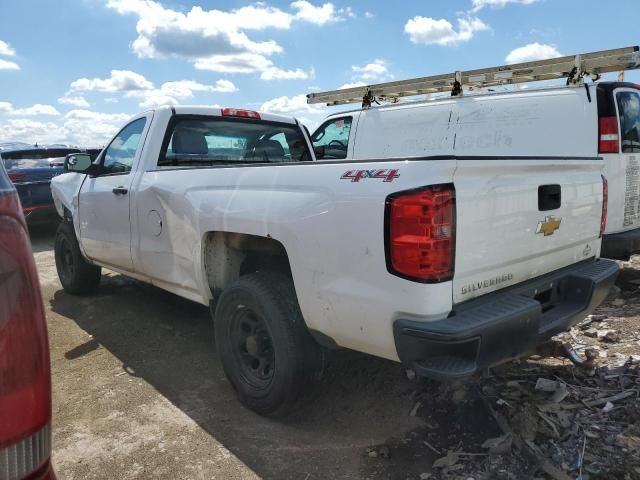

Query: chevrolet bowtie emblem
[536,216,562,236]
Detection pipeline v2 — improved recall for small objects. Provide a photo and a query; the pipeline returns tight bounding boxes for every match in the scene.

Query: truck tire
[214,272,323,416]
[54,222,101,295]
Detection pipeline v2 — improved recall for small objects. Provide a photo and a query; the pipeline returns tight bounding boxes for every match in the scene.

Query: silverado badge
[535,215,562,236]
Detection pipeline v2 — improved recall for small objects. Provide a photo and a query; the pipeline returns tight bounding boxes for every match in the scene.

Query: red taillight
[7,172,26,183]
[0,190,52,477]
[599,116,620,154]
[385,184,456,282]
[221,108,261,120]
[600,175,608,238]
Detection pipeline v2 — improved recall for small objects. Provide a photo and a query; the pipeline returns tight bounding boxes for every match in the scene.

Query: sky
[0,0,638,147]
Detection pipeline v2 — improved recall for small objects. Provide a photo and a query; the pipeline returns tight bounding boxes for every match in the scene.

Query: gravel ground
[29,223,640,480]
[31,224,424,480]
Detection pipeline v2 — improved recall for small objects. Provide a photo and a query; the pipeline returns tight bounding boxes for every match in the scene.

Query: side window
[102,117,147,174]
[311,117,352,159]
[617,91,640,153]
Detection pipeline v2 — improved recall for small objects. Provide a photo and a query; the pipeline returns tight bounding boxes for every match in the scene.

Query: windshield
[159,116,311,167]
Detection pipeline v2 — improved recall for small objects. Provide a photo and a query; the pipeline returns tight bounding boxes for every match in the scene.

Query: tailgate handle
[538,184,561,211]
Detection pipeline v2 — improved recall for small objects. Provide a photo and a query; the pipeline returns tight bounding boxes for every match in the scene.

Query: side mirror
[313,145,325,159]
[64,153,93,173]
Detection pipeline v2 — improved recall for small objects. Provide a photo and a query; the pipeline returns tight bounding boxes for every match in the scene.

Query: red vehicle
[0,162,55,478]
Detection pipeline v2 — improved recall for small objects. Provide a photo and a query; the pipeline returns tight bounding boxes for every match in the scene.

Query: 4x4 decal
[341,169,400,183]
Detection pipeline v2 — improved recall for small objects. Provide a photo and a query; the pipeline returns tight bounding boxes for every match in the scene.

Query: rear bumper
[601,228,640,260]
[393,259,619,381]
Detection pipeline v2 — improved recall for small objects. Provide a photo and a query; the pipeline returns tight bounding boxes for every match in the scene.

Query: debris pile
[363,276,640,480]
[425,349,640,479]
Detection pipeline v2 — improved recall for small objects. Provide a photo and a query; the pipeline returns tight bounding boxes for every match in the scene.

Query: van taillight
[600,175,608,238]
[385,184,455,282]
[599,116,620,153]
[0,191,52,478]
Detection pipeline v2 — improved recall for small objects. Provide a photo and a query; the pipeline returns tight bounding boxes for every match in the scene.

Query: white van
[310,80,640,260]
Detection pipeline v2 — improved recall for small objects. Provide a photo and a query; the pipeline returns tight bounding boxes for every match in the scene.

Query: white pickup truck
[52,105,618,415]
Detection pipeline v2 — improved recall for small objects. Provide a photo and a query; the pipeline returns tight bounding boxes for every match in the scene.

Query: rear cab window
[617,90,640,153]
[158,116,312,167]
[311,117,352,160]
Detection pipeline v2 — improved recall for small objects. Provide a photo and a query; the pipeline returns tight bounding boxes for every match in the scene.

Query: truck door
[78,114,152,271]
[613,87,640,229]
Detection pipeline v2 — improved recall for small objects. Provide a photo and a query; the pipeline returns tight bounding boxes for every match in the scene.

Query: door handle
[112,187,128,195]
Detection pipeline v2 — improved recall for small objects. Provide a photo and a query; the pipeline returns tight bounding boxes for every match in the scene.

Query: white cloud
[195,52,313,80]
[58,95,91,108]
[352,59,392,81]
[505,42,562,64]
[364,11,374,19]
[104,98,119,103]
[137,93,178,109]
[13,104,61,116]
[0,119,61,144]
[106,0,343,79]
[338,81,367,89]
[291,1,341,25]
[261,94,324,114]
[161,79,238,96]
[212,79,238,93]
[70,69,154,92]
[195,52,273,73]
[68,70,238,108]
[0,102,61,116]
[472,0,539,11]
[261,94,327,130]
[0,110,132,146]
[404,16,489,46]
[0,59,20,71]
[260,67,311,80]
[0,40,16,57]
[126,78,238,108]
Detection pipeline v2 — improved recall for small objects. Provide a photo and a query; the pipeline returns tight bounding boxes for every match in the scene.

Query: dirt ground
[30,223,640,480]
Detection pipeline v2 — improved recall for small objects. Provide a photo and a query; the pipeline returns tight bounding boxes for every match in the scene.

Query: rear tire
[214,272,323,416]
[54,222,101,294]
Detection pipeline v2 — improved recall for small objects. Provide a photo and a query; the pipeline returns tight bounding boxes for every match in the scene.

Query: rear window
[617,91,640,153]
[1,148,81,169]
[158,116,311,167]
[3,156,68,169]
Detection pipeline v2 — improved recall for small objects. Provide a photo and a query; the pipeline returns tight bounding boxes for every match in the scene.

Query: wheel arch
[202,231,294,299]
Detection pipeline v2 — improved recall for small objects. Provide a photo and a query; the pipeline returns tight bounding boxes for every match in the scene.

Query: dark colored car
[0,161,56,479]
[0,145,84,222]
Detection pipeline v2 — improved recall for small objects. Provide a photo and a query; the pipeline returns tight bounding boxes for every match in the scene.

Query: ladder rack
[307,46,640,107]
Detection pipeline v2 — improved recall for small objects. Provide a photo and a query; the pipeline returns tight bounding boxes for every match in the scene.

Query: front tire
[214,272,323,416]
[54,222,101,294]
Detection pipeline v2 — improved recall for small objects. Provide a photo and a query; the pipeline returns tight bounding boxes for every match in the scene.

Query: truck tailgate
[453,158,604,305]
